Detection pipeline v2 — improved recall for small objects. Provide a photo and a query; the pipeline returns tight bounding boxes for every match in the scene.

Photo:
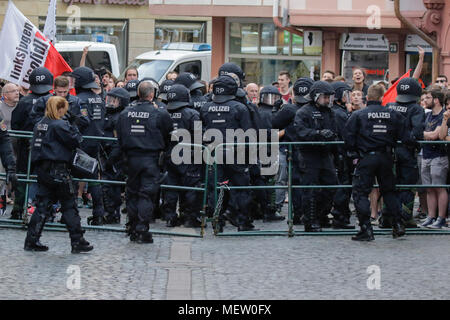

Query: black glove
[346,151,359,160]
[63,110,77,124]
[272,100,283,113]
[6,169,18,189]
[318,129,336,141]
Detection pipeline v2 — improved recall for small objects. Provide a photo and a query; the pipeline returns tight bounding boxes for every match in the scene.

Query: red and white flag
[0,1,71,89]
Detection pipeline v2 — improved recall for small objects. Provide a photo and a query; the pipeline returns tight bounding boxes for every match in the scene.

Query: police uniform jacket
[31,117,82,164]
[387,101,425,148]
[0,116,16,170]
[116,100,173,157]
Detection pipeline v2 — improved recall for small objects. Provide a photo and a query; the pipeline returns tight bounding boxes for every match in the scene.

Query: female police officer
[24,96,93,253]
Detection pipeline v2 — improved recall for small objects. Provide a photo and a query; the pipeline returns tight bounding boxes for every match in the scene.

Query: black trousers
[352,152,401,225]
[126,154,161,233]
[332,155,354,219]
[26,162,83,244]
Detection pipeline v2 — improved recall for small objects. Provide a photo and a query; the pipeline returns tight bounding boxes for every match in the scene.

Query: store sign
[62,0,148,6]
[304,30,322,55]
[405,34,432,53]
[340,33,389,51]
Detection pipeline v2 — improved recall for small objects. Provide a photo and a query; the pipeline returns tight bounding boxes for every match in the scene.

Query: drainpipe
[273,0,303,37]
[394,0,440,82]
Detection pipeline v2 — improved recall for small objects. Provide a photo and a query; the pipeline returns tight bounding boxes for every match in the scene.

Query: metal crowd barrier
[2,131,450,238]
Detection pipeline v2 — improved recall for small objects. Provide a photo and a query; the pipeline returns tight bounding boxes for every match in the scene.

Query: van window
[60,51,112,73]
[174,60,202,79]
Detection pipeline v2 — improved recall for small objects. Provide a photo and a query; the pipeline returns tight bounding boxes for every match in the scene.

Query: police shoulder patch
[81,109,88,117]
[0,120,7,132]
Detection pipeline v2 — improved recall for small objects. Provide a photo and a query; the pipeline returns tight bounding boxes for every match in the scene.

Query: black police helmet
[106,87,130,108]
[293,77,314,104]
[396,77,422,103]
[331,81,352,102]
[218,63,245,85]
[212,75,238,104]
[140,77,160,98]
[166,84,191,110]
[259,86,282,106]
[125,80,140,98]
[309,81,335,102]
[174,72,204,92]
[71,67,99,90]
[158,79,175,101]
[29,67,53,94]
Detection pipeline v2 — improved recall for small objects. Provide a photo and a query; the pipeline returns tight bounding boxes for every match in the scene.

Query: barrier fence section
[0,130,211,239]
[211,140,450,237]
[2,131,450,238]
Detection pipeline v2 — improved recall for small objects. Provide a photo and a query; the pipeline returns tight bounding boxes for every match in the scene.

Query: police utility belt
[360,146,393,157]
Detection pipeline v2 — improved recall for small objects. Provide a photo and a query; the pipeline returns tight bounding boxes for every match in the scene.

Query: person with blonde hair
[24,96,93,253]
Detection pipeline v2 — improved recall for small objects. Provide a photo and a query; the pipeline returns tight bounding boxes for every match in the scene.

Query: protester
[278,71,292,104]
[322,70,335,82]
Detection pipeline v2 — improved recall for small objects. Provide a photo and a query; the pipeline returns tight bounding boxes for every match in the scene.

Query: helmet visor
[315,93,333,108]
[342,90,351,104]
[261,93,282,106]
[106,96,120,109]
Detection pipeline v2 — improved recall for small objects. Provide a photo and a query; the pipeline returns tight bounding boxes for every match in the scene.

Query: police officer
[125,79,140,104]
[273,78,314,225]
[71,66,106,226]
[200,75,255,232]
[386,78,424,227]
[161,84,203,228]
[0,116,18,211]
[11,67,53,219]
[140,77,166,109]
[256,85,284,222]
[116,81,173,243]
[158,79,175,105]
[330,81,355,229]
[24,96,93,253]
[101,88,130,224]
[345,84,406,240]
[294,81,338,232]
[175,72,207,111]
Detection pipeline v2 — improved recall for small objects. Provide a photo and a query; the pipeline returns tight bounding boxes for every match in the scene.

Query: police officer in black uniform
[24,96,93,253]
[162,84,203,228]
[0,116,17,210]
[256,85,285,221]
[330,81,355,229]
[201,75,256,232]
[101,88,130,224]
[345,84,406,240]
[11,67,53,219]
[294,81,338,232]
[116,81,173,243]
[386,78,424,227]
[71,66,106,226]
[140,77,166,110]
[175,72,207,112]
[273,77,314,225]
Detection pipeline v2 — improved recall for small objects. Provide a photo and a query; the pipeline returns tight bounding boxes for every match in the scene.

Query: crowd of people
[0,44,449,252]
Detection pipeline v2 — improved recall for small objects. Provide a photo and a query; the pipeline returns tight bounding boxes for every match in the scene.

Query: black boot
[223,210,239,227]
[104,214,120,224]
[263,211,285,222]
[71,237,94,253]
[352,223,375,241]
[24,214,49,251]
[304,197,321,232]
[332,214,355,229]
[392,220,406,239]
[292,214,303,225]
[378,214,392,229]
[87,216,104,226]
[166,216,179,228]
[136,231,153,244]
[184,216,202,228]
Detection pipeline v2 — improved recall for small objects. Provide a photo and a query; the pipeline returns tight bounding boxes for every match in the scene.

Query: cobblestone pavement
[0,204,449,300]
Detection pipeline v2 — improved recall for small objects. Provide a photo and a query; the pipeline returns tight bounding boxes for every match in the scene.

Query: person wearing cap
[174,72,207,112]
[254,85,284,223]
[330,81,355,229]
[200,75,255,232]
[10,67,53,220]
[125,79,140,105]
[294,81,339,232]
[161,84,202,228]
[273,78,314,225]
[100,88,130,224]
[24,96,93,253]
[116,81,173,243]
[385,77,425,228]
[71,66,106,226]
[345,84,407,241]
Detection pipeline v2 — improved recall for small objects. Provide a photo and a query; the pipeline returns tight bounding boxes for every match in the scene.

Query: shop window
[174,60,202,79]
[155,21,207,50]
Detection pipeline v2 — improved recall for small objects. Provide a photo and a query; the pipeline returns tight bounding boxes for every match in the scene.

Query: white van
[124,43,211,84]
[55,41,120,78]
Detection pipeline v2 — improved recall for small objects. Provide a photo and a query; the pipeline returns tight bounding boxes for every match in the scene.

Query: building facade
[149,0,449,86]
[0,0,212,73]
